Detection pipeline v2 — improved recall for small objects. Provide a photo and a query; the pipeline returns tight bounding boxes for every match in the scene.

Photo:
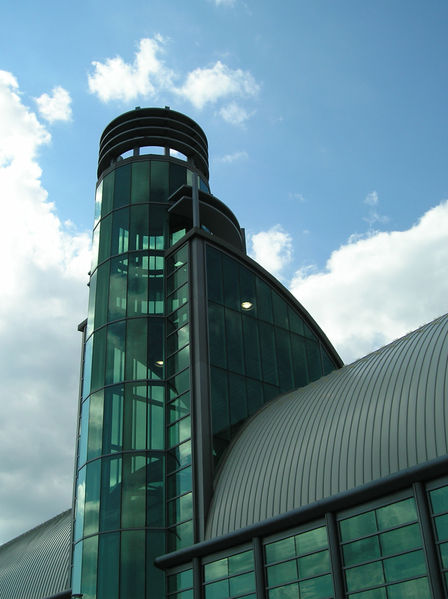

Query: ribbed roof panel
[206,314,448,538]
[0,510,71,599]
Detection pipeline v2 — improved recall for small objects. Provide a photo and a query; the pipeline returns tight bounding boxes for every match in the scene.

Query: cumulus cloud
[88,36,173,103]
[219,102,253,125]
[88,37,259,123]
[0,71,90,544]
[216,150,248,164]
[177,61,259,109]
[290,201,448,364]
[35,86,72,123]
[249,225,293,278]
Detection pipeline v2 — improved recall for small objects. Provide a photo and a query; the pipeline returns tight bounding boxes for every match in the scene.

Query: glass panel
[296,526,328,555]
[78,398,89,467]
[298,549,330,578]
[306,340,322,383]
[376,498,417,530]
[148,205,167,249]
[114,164,131,208]
[168,416,191,447]
[91,327,106,392]
[74,467,86,542]
[128,253,149,316]
[345,562,384,592]
[167,244,189,274]
[340,511,377,542]
[87,270,97,338]
[168,283,189,313]
[108,256,128,321]
[111,207,129,255]
[204,558,228,582]
[168,569,193,593]
[430,485,448,514]
[102,385,124,454]
[387,577,430,599]
[148,386,164,450]
[167,263,188,294]
[94,180,103,227]
[130,204,149,250]
[168,393,190,424]
[229,572,255,596]
[81,535,98,599]
[383,550,426,583]
[167,324,190,356]
[101,171,114,217]
[123,384,147,451]
[272,292,289,329]
[204,579,228,599]
[275,328,294,392]
[265,536,296,564]
[167,440,192,474]
[126,319,148,381]
[380,523,421,555]
[291,333,308,388]
[229,372,247,431]
[151,161,169,202]
[148,318,164,380]
[168,520,193,551]
[147,455,164,527]
[259,322,278,385]
[299,574,333,599]
[246,378,263,415]
[242,316,261,379]
[167,465,192,497]
[100,456,122,531]
[435,514,448,540]
[72,541,82,595]
[167,345,190,377]
[344,536,381,566]
[98,213,112,264]
[120,530,145,599]
[211,367,230,437]
[168,369,190,400]
[131,161,150,203]
[228,550,253,575]
[268,582,298,599]
[348,590,386,599]
[170,163,187,194]
[97,532,119,599]
[122,453,146,528]
[106,322,126,385]
[440,541,448,568]
[209,303,227,369]
[84,459,101,536]
[225,308,245,375]
[256,277,273,323]
[206,246,223,304]
[168,492,193,525]
[168,303,189,333]
[267,561,297,586]
[95,261,110,330]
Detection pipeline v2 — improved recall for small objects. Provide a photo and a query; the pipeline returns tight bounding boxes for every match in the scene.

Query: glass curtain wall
[206,245,339,463]
[72,157,200,599]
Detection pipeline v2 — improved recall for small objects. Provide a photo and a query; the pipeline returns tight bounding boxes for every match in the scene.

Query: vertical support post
[253,536,266,598]
[326,512,345,599]
[414,482,445,598]
[193,557,202,599]
[192,173,200,229]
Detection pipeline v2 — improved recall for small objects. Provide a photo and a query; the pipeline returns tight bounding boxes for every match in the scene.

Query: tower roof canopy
[98,107,209,180]
[206,313,448,538]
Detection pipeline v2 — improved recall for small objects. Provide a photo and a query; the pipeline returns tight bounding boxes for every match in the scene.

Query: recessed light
[241,301,253,311]
[155,360,164,367]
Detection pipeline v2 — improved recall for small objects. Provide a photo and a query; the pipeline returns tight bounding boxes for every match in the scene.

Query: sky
[1,0,447,545]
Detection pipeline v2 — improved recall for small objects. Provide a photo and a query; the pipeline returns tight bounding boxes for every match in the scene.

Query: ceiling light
[155,360,164,367]
[241,301,253,311]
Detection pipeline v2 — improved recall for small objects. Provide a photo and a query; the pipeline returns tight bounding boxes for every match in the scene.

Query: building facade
[71,108,342,599]
[1,108,447,599]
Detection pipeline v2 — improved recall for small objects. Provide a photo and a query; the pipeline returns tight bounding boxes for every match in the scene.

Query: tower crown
[98,107,209,180]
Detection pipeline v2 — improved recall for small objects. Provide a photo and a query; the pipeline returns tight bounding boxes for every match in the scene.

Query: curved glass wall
[206,245,339,463]
[72,157,201,599]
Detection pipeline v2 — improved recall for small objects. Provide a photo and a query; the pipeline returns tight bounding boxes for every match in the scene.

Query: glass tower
[71,107,342,599]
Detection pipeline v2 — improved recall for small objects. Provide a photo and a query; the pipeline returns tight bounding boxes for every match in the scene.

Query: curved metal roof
[0,510,71,599]
[206,313,448,538]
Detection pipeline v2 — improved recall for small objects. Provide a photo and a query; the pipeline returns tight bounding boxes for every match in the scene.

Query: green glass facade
[72,108,342,599]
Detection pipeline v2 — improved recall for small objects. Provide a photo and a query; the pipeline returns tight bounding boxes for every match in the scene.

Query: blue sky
[1,0,448,544]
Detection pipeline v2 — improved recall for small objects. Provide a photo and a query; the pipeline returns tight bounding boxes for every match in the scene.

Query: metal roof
[206,313,448,538]
[0,510,71,599]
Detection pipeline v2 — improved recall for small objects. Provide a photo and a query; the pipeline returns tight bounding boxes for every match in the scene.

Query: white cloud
[290,200,448,364]
[249,225,293,278]
[88,36,173,103]
[0,71,90,544]
[362,190,388,230]
[87,38,259,123]
[35,86,72,123]
[219,102,253,125]
[216,150,248,163]
[177,60,259,109]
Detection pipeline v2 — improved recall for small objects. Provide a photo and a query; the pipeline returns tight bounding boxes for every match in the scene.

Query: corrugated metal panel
[206,314,448,538]
[0,510,71,599]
